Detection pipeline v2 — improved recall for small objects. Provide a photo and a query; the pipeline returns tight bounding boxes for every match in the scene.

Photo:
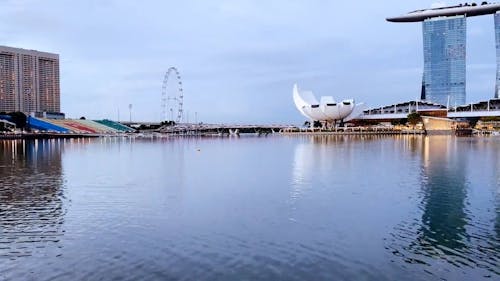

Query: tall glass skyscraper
[495,12,500,99]
[422,16,466,107]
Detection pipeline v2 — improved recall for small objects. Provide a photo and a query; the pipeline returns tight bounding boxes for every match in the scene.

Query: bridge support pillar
[229,128,240,136]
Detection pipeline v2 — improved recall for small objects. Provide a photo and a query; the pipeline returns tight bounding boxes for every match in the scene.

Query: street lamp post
[129,104,132,122]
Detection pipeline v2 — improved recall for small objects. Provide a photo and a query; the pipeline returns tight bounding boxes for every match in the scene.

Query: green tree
[8,112,27,129]
[392,118,409,126]
[407,113,421,128]
[468,117,480,128]
[161,120,176,126]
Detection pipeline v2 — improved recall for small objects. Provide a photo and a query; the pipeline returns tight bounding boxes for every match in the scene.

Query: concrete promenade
[0,132,100,140]
[159,124,291,136]
[157,124,427,136]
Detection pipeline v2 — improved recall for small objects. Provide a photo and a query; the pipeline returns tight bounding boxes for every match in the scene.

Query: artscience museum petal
[293,84,363,122]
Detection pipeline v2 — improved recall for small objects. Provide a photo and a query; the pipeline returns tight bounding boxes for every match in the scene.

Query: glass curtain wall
[495,12,500,99]
[422,16,466,107]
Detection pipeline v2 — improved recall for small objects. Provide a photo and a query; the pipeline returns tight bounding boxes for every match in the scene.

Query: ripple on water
[1,136,499,281]
[0,141,67,261]
[164,233,391,280]
[386,207,500,279]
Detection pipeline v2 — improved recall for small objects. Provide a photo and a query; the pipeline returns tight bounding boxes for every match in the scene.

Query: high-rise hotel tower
[387,2,500,106]
[0,45,60,113]
[495,12,500,98]
[422,16,467,107]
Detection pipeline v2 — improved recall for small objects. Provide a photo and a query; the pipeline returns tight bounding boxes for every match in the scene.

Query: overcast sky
[0,0,497,124]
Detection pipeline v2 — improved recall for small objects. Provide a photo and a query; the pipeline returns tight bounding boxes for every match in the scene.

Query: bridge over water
[159,124,294,136]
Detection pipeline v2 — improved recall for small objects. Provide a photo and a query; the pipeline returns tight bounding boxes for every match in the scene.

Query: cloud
[0,0,497,124]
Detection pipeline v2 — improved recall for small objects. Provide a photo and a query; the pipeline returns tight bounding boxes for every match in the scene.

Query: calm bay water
[0,135,499,280]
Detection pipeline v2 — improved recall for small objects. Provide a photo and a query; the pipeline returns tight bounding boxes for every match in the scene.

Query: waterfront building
[0,45,60,114]
[388,2,500,105]
[359,98,500,121]
[343,3,500,124]
[423,16,466,107]
[293,84,364,125]
[495,12,500,98]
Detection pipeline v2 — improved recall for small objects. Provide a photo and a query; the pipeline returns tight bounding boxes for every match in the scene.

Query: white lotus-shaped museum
[293,84,363,123]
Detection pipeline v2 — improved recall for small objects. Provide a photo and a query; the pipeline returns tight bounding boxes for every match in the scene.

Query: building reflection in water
[388,136,499,276]
[495,141,500,248]
[290,135,357,205]
[0,139,66,259]
[290,134,421,187]
[289,134,407,208]
[417,136,468,258]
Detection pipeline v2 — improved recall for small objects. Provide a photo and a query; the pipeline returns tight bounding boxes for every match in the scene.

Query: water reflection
[388,136,499,278]
[290,135,423,203]
[0,136,497,280]
[290,135,359,205]
[419,136,468,260]
[0,139,66,259]
[496,198,500,246]
[494,147,500,262]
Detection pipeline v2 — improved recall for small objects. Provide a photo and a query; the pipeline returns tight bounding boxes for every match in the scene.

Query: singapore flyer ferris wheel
[161,67,184,123]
